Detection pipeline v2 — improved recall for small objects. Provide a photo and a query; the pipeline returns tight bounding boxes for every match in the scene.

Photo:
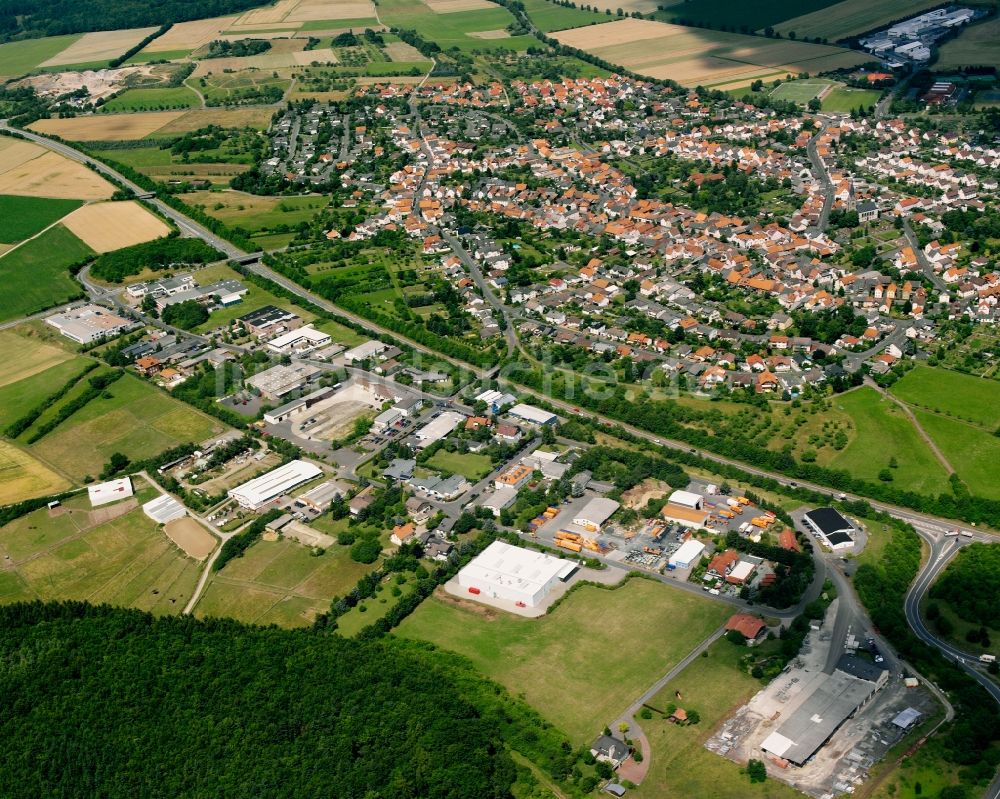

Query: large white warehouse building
[228,459,323,510]
[458,540,576,607]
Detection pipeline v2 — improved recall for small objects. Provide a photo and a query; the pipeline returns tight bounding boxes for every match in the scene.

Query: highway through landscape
[6,119,1000,797]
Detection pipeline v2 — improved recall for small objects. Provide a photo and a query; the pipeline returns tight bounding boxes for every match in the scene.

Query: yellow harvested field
[145,16,237,52]
[384,40,424,60]
[41,27,159,67]
[286,0,376,21]
[468,29,511,39]
[163,517,217,561]
[0,441,71,505]
[234,0,300,25]
[29,111,185,141]
[424,0,494,12]
[773,0,945,40]
[0,137,49,173]
[154,107,275,134]
[0,331,72,388]
[553,19,869,88]
[193,48,337,73]
[0,149,114,199]
[60,201,170,253]
[586,0,660,11]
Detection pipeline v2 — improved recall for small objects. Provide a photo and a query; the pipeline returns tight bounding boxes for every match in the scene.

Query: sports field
[0,494,201,614]
[60,201,171,253]
[636,638,802,799]
[937,18,1000,70]
[398,577,730,743]
[425,450,492,480]
[0,440,71,504]
[552,19,868,89]
[0,225,93,323]
[0,138,114,200]
[29,111,188,142]
[773,0,945,40]
[0,34,82,79]
[195,537,377,627]
[101,86,201,113]
[163,517,217,560]
[30,373,226,481]
[821,86,881,112]
[891,366,1000,430]
[822,387,950,495]
[0,195,83,244]
[769,79,835,104]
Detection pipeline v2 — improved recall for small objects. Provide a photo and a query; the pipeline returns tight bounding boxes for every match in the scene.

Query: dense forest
[930,543,1000,629]
[0,602,520,799]
[0,0,272,41]
[89,236,223,282]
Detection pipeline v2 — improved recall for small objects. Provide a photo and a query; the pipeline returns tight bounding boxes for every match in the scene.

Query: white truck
[980,654,996,664]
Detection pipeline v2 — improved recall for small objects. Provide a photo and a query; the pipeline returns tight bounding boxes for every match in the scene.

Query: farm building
[668,489,703,509]
[669,538,706,569]
[761,654,888,766]
[661,502,710,530]
[457,540,576,607]
[414,411,465,447]
[46,305,133,344]
[88,477,133,507]
[228,459,323,510]
[572,497,620,532]
[508,403,557,426]
[142,494,186,524]
[803,507,855,550]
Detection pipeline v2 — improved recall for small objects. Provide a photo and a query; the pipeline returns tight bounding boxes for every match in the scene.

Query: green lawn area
[188,261,315,333]
[822,387,950,495]
[101,146,174,168]
[195,537,379,627]
[0,224,93,322]
[30,373,225,481]
[821,86,881,112]
[0,34,81,78]
[425,449,493,480]
[519,0,606,32]
[180,190,330,233]
[126,48,193,63]
[634,638,802,799]
[891,365,1000,430]
[379,0,538,51]
[0,195,83,243]
[335,573,418,636]
[912,410,1000,500]
[397,577,730,743]
[0,494,201,615]
[101,86,201,113]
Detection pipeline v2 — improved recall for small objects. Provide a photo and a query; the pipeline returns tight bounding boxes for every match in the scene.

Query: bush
[350,537,381,564]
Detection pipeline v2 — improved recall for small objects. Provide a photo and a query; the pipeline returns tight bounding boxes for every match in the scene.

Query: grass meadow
[0,34,82,78]
[398,577,730,743]
[891,366,1000,430]
[101,86,201,113]
[425,450,493,480]
[0,195,83,243]
[0,224,93,322]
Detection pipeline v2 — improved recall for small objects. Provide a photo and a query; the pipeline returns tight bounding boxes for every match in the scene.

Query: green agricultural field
[0,355,92,430]
[184,261,315,332]
[936,17,1000,70]
[769,79,835,104]
[30,373,225,481]
[520,0,607,32]
[912,411,1000,501]
[180,190,330,234]
[126,48,193,64]
[635,638,802,799]
[655,0,839,31]
[398,577,730,743]
[101,86,201,112]
[822,387,950,495]
[0,494,201,614]
[425,450,493,480]
[0,195,83,244]
[195,537,379,627]
[379,0,538,51]
[773,0,944,40]
[0,224,93,323]
[0,34,81,78]
[821,86,881,112]
[891,366,1000,430]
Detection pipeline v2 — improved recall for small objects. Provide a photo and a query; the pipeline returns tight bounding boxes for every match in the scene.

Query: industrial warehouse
[457,540,577,608]
[228,460,324,510]
[803,507,856,551]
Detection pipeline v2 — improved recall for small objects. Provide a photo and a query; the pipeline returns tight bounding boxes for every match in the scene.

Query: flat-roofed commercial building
[803,507,855,550]
[573,497,620,532]
[457,540,576,607]
[508,403,557,426]
[228,459,323,510]
[668,489,703,510]
[414,410,464,447]
[668,538,706,569]
[88,478,133,507]
[661,502,710,530]
[46,305,133,344]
